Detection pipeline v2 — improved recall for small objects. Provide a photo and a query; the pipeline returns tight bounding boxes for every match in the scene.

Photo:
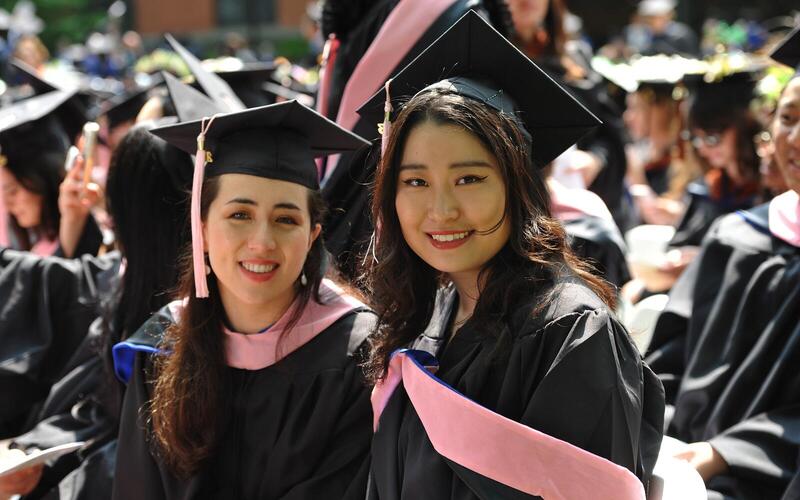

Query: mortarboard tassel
[191,115,220,298]
[381,79,393,156]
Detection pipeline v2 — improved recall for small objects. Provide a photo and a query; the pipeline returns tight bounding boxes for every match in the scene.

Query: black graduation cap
[10,58,89,141]
[770,24,800,75]
[99,75,165,130]
[150,99,370,190]
[357,10,600,168]
[165,34,246,112]
[163,71,227,123]
[198,62,277,108]
[0,89,78,165]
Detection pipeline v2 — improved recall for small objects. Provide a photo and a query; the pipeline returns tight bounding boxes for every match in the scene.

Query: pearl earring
[300,271,308,286]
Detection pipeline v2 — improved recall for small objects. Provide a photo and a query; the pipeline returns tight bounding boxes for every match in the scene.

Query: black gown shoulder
[369,277,665,499]
[645,203,800,499]
[113,302,376,500]
[562,215,631,288]
[0,248,120,437]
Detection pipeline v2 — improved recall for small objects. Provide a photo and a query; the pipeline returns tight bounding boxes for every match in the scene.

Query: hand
[673,441,729,482]
[658,247,699,276]
[59,154,102,223]
[0,452,43,497]
[58,155,102,258]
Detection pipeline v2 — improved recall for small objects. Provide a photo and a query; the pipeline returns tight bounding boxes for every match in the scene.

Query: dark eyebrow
[450,160,493,169]
[226,197,256,205]
[274,202,301,210]
[224,199,301,211]
[398,160,493,172]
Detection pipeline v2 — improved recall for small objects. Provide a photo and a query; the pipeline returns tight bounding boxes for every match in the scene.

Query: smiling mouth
[429,231,472,242]
[240,262,278,274]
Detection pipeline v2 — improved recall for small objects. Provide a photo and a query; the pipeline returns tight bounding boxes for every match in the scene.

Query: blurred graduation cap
[357,10,600,168]
[770,24,800,75]
[591,55,706,97]
[150,99,369,297]
[165,34,246,112]
[262,80,315,107]
[10,58,90,140]
[162,71,227,122]
[99,74,165,130]
[681,53,768,114]
[0,89,79,167]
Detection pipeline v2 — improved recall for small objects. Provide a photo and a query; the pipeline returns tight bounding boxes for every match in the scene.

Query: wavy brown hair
[148,175,328,479]
[363,88,616,383]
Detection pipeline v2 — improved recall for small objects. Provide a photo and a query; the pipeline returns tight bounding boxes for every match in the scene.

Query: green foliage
[0,0,110,50]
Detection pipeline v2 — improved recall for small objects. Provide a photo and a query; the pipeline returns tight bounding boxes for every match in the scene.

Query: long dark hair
[149,175,328,478]
[687,87,761,185]
[3,150,63,250]
[363,88,615,383]
[99,122,192,417]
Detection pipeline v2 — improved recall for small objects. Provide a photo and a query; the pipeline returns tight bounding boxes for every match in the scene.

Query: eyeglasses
[681,129,724,149]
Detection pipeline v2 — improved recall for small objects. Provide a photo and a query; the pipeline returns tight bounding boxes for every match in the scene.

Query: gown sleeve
[0,248,119,437]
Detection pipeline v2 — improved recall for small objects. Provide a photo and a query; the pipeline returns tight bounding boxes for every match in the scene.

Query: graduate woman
[112,99,375,499]
[361,12,664,499]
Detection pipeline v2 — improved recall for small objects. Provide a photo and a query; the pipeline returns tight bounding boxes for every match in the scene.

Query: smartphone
[81,122,100,186]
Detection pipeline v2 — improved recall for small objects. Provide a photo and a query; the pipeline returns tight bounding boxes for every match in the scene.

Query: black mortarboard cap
[0,89,78,164]
[163,71,227,123]
[100,75,165,130]
[10,58,89,141]
[770,25,800,75]
[357,10,600,168]
[150,99,370,190]
[165,34,246,112]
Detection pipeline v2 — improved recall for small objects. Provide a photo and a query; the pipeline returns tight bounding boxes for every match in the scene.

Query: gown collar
[769,190,800,248]
[411,285,458,357]
[223,278,366,370]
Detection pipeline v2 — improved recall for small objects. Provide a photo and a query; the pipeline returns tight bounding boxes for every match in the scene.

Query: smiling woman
[112,95,376,499]
[360,11,664,500]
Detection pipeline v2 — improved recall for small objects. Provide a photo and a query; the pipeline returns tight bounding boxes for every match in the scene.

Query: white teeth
[242,262,277,273]
[430,231,470,242]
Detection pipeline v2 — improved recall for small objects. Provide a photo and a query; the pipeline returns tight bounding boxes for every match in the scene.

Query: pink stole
[769,190,800,248]
[372,350,646,500]
[30,237,59,256]
[223,279,366,370]
[322,0,458,183]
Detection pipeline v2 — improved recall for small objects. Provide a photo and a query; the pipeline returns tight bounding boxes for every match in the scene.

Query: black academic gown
[368,278,665,499]
[645,204,800,499]
[113,303,375,500]
[0,248,120,438]
[9,315,119,500]
[563,215,631,289]
[669,180,756,248]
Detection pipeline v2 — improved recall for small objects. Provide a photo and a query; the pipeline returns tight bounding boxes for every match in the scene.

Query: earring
[300,271,308,286]
[205,255,211,275]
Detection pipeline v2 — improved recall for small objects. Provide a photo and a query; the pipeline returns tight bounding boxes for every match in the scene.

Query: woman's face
[0,166,43,228]
[507,0,550,33]
[624,92,651,141]
[692,127,736,171]
[395,121,510,281]
[772,78,800,194]
[203,174,321,314]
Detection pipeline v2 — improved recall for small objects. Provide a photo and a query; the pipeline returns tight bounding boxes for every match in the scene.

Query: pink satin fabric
[223,279,366,370]
[769,190,800,248]
[372,351,646,500]
[30,237,59,256]
[322,0,457,183]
